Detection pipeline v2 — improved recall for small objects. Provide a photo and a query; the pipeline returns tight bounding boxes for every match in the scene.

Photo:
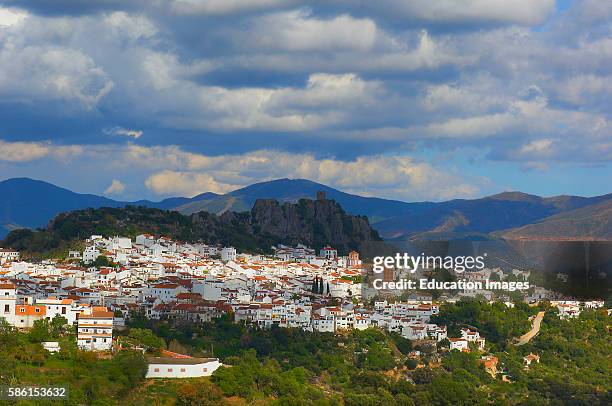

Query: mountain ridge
[1,177,611,241]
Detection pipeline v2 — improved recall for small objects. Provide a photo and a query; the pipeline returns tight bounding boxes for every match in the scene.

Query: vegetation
[123,304,611,405]
[0,319,147,405]
[431,298,536,348]
[2,202,382,259]
[1,301,609,404]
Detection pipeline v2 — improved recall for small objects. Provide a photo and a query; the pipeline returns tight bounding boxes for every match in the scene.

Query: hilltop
[1,197,384,258]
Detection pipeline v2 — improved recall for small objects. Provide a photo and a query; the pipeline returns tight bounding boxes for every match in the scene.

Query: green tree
[29,319,51,343]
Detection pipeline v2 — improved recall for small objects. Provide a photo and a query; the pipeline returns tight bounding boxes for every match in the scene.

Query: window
[180,368,185,372]
[167,368,173,372]
[35,308,40,313]
[3,305,8,313]
[203,368,208,372]
[154,368,159,372]
[62,307,66,314]
[20,308,24,312]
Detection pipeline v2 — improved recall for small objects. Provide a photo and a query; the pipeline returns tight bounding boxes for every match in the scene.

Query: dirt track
[516,311,545,346]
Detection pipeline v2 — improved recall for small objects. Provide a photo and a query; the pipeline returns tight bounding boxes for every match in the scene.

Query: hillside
[377,192,612,240]
[502,199,612,240]
[1,197,384,258]
[0,178,125,238]
[0,178,194,238]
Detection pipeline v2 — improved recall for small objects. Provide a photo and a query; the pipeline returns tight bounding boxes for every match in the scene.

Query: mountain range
[1,177,611,241]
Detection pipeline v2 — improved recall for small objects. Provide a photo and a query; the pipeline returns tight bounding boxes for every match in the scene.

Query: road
[516,311,545,346]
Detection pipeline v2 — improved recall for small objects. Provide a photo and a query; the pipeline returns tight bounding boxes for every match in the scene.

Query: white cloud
[137,68,381,131]
[551,74,612,106]
[145,170,238,196]
[520,139,554,154]
[0,7,27,26]
[0,0,610,194]
[141,147,482,200]
[248,10,378,52]
[103,11,157,41]
[104,179,126,195]
[0,44,114,109]
[0,139,83,162]
[105,127,143,139]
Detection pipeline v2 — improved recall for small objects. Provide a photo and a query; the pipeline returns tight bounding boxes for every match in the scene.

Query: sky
[0,0,610,202]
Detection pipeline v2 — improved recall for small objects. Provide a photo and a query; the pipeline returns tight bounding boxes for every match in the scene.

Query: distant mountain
[2,198,386,258]
[501,199,612,240]
[174,178,413,223]
[0,178,198,238]
[376,192,612,240]
[175,179,612,240]
[0,178,124,238]
[2,177,611,242]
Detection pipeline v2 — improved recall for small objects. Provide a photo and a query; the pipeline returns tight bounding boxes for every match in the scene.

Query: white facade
[221,247,237,262]
[146,357,221,378]
[83,246,101,264]
[77,308,114,351]
[449,338,469,351]
[319,246,337,260]
[37,298,79,325]
[42,341,61,353]
[0,283,17,325]
[0,249,20,263]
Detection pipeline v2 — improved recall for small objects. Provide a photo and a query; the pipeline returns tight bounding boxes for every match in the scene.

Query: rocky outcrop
[187,197,382,254]
[244,198,381,254]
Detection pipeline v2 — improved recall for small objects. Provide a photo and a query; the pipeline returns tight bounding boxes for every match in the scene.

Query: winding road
[516,311,545,346]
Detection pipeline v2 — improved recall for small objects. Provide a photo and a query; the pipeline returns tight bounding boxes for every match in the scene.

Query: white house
[319,246,337,260]
[42,341,61,353]
[220,247,237,262]
[82,246,101,264]
[111,237,132,250]
[0,248,20,263]
[402,324,428,340]
[0,283,17,325]
[460,328,485,349]
[135,234,156,248]
[147,283,184,302]
[449,338,469,351]
[77,307,114,351]
[14,304,46,328]
[427,324,448,342]
[37,298,79,325]
[523,353,540,368]
[146,357,222,378]
[556,302,581,319]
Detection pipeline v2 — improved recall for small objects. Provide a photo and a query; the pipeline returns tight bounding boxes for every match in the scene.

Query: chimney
[316,191,326,201]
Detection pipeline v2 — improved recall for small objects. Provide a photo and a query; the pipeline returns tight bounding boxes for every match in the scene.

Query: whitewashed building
[146,357,221,378]
[77,307,114,351]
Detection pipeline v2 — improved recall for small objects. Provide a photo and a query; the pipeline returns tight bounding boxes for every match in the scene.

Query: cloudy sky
[0,0,610,202]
